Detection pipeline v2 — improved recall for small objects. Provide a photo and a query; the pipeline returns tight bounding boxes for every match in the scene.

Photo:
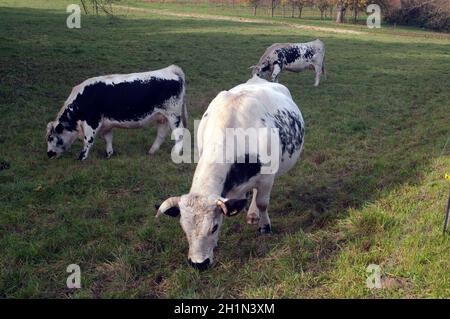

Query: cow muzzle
[47,150,57,159]
[188,258,211,270]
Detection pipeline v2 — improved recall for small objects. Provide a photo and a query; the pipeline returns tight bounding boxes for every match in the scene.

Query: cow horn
[216,199,228,216]
[156,196,180,217]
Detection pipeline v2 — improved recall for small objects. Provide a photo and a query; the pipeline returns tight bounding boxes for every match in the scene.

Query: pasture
[0,0,449,298]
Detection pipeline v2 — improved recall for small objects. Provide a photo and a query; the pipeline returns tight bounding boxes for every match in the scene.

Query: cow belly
[285,61,310,72]
[102,112,159,130]
[277,149,302,176]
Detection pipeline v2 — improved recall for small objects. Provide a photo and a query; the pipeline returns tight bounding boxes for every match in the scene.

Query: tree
[80,0,115,16]
[316,0,330,19]
[347,0,368,23]
[281,0,289,17]
[247,0,263,15]
[288,0,312,18]
[289,0,297,17]
[269,0,281,17]
[334,0,370,24]
[335,0,346,22]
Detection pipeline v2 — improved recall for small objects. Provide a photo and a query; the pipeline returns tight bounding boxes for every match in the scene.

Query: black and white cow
[46,64,187,160]
[156,75,305,269]
[250,39,325,86]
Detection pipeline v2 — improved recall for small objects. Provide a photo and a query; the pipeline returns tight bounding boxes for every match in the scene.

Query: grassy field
[0,0,449,298]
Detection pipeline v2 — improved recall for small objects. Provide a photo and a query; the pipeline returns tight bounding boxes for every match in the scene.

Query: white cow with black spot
[157,75,305,269]
[46,65,187,160]
[250,39,326,86]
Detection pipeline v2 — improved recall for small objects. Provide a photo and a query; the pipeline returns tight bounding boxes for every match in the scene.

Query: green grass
[0,0,449,298]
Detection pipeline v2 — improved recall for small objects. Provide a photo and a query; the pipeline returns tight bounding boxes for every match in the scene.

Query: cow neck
[189,155,231,198]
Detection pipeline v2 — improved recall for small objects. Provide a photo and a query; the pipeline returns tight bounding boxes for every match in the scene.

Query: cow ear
[248,65,257,70]
[217,199,247,217]
[156,196,181,218]
[55,123,64,134]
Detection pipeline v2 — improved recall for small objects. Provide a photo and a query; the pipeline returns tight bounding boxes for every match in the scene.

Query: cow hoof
[246,213,260,225]
[105,151,113,158]
[258,224,272,234]
[78,154,86,161]
[148,148,157,155]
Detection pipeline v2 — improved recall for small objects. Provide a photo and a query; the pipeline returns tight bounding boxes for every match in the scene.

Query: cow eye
[211,224,218,234]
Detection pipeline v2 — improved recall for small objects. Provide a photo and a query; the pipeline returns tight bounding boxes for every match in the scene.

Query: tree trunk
[81,0,88,14]
[321,10,324,20]
[336,4,345,23]
[291,4,295,18]
[330,6,333,20]
[282,5,285,17]
[253,6,257,16]
[298,6,303,18]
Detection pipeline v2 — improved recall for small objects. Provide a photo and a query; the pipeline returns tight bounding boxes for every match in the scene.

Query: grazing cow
[157,75,305,269]
[46,64,187,160]
[250,39,325,86]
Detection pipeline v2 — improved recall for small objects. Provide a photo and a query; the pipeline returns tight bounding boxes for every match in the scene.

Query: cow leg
[79,122,98,161]
[149,116,169,155]
[256,179,274,234]
[102,130,113,158]
[246,189,260,225]
[313,63,322,87]
[167,114,185,156]
[271,64,282,83]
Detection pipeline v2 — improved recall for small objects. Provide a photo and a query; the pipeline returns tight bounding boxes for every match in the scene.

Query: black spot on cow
[47,150,56,159]
[78,150,86,161]
[55,123,64,134]
[261,64,271,72]
[56,138,63,146]
[303,47,315,60]
[58,77,183,131]
[174,115,181,128]
[258,224,271,234]
[88,136,94,144]
[221,154,261,197]
[0,160,11,171]
[268,109,304,158]
[276,47,301,65]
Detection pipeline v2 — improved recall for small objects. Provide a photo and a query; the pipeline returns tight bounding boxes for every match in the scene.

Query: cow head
[46,121,78,159]
[249,61,272,79]
[156,194,247,270]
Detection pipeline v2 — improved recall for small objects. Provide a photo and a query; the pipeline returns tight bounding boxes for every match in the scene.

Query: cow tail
[322,56,326,80]
[172,65,188,128]
[180,75,187,128]
[181,96,188,128]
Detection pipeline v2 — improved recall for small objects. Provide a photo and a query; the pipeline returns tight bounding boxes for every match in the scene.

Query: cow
[250,39,325,86]
[156,75,305,269]
[46,64,187,161]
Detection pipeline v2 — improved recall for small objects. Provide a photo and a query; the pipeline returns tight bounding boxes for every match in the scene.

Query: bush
[384,0,450,32]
